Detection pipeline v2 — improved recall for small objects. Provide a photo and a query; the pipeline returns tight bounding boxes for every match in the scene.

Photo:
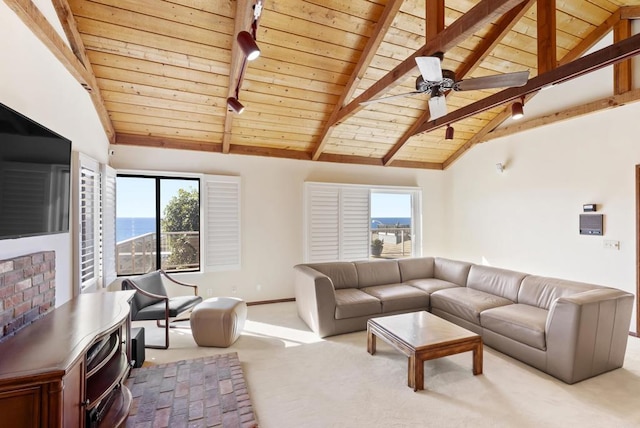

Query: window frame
[115,170,241,276]
[115,173,201,275]
[303,182,422,263]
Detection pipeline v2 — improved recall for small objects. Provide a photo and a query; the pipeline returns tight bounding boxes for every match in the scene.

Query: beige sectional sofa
[294,257,634,384]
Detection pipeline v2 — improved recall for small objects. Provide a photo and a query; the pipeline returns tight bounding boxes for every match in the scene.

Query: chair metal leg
[143,319,169,349]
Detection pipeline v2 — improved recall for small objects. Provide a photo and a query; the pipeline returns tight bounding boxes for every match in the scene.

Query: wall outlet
[206,289,213,297]
[232,286,237,294]
[256,284,262,291]
[603,240,620,250]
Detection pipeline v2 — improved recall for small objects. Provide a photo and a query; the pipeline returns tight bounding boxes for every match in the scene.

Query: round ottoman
[190,297,247,347]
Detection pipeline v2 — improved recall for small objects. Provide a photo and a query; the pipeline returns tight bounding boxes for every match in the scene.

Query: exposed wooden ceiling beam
[620,6,640,19]
[382,0,534,166]
[537,0,556,73]
[331,0,528,127]
[310,0,403,161]
[413,32,640,136]
[483,88,640,141]
[4,0,115,142]
[442,6,624,168]
[614,18,632,95]
[223,0,260,154]
[116,133,222,152]
[426,0,445,42]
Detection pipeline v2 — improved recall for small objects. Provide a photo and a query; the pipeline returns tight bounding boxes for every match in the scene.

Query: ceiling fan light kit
[362,54,530,122]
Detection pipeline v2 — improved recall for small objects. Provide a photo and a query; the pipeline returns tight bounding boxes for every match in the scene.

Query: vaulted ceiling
[6,0,640,169]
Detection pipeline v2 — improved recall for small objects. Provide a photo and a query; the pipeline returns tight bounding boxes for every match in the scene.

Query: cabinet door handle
[82,399,90,407]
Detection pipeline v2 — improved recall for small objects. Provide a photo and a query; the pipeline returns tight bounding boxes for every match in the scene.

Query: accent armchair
[122,269,203,349]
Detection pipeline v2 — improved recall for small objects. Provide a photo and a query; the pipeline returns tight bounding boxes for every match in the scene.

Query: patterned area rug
[124,353,257,427]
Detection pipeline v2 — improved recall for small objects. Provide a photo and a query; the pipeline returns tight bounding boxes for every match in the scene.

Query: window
[116,175,200,275]
[115,174,241,275]
[304,182,422,263]
[371,192,414,259]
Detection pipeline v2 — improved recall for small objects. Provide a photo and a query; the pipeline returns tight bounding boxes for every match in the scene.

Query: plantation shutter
[73,153,100,293]
[203,175,241,271]
[304,183,370,263]
[340,188,370,260]
[305,184,340,262]
[101,165,117,288]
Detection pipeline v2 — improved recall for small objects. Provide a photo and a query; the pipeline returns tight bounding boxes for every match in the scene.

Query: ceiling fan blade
[360,91,422,105]
[428,96,447,120]
[415,56,443,82]
[455,70,530,91]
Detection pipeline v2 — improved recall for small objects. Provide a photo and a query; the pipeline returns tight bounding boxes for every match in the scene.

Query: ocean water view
[117,217,408,242]
[371,217,411,228]
[117,217,156,242]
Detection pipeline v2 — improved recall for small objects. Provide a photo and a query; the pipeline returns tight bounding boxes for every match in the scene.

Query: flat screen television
[0,102,71,239]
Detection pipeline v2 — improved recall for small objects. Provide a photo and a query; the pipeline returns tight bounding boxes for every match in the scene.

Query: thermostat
[583,204,597,212]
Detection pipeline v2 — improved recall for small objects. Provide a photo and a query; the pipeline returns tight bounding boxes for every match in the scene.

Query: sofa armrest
[294,265,337,337]
[545,288,634,384]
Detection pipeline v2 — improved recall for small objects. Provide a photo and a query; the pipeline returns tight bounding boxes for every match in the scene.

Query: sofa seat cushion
[405,278,459,295]
[361,284,429,313]
[481,304,548,350]
[431,287,512,325]
[334,288,381,320]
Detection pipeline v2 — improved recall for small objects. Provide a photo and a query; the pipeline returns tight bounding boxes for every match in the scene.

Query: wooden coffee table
[367,311,483,391]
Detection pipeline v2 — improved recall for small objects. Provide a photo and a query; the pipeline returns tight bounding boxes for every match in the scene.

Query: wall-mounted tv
[0,102,71,240]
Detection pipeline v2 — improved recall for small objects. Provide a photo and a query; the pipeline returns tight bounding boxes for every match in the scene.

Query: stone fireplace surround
[0,251,55,343]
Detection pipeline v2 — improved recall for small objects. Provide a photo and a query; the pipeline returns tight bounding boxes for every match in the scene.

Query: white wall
[445,101,640,330]
[0,1,111,304]
[110,147,447,300]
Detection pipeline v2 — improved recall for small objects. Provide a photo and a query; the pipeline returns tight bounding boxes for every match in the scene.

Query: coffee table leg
[367,327,376,355]
[408,354,423,391]
[473,340,483,375]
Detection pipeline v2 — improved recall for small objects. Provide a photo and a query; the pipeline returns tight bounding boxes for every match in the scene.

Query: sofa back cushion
[355,260,401,288]
[434,258,473,286]
[467,265,526,302]
[518,275,600,309]
[307,262,358,290]
[398,257,435,282]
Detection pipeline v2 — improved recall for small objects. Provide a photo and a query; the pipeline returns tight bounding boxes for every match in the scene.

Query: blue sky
[116,177,198,217]
[371,192,411,217]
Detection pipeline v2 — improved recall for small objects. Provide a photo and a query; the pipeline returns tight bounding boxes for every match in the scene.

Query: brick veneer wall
[0,251,55,343]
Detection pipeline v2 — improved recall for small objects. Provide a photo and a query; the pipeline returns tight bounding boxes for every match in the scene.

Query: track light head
[227,97,245,114]
[445,124,454,140]
[237,31,260,61]
[511,98,524,120]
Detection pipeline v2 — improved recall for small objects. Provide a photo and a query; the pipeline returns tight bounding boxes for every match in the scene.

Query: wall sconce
[227,97,245,114]
[237,30,260,61]
[511,97,524,120]
[496,162,504,173]
[445,125,454,140]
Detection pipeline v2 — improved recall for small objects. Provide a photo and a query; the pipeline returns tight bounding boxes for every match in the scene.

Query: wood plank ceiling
[10,0,640,169]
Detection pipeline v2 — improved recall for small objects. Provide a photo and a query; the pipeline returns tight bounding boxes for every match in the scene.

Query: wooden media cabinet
[0,290,135,427]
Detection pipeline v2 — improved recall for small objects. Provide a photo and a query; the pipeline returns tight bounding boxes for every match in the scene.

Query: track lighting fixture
[511,97,525,120]
[237,30,260,61]
[227,97,245,114]
[445,124,454,140]
[228,2,262,114]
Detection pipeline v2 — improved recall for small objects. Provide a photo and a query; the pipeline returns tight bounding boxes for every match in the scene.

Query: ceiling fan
[361,53,530,120]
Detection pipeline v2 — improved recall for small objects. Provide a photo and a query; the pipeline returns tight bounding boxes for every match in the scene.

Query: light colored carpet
[139,302,640,428]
